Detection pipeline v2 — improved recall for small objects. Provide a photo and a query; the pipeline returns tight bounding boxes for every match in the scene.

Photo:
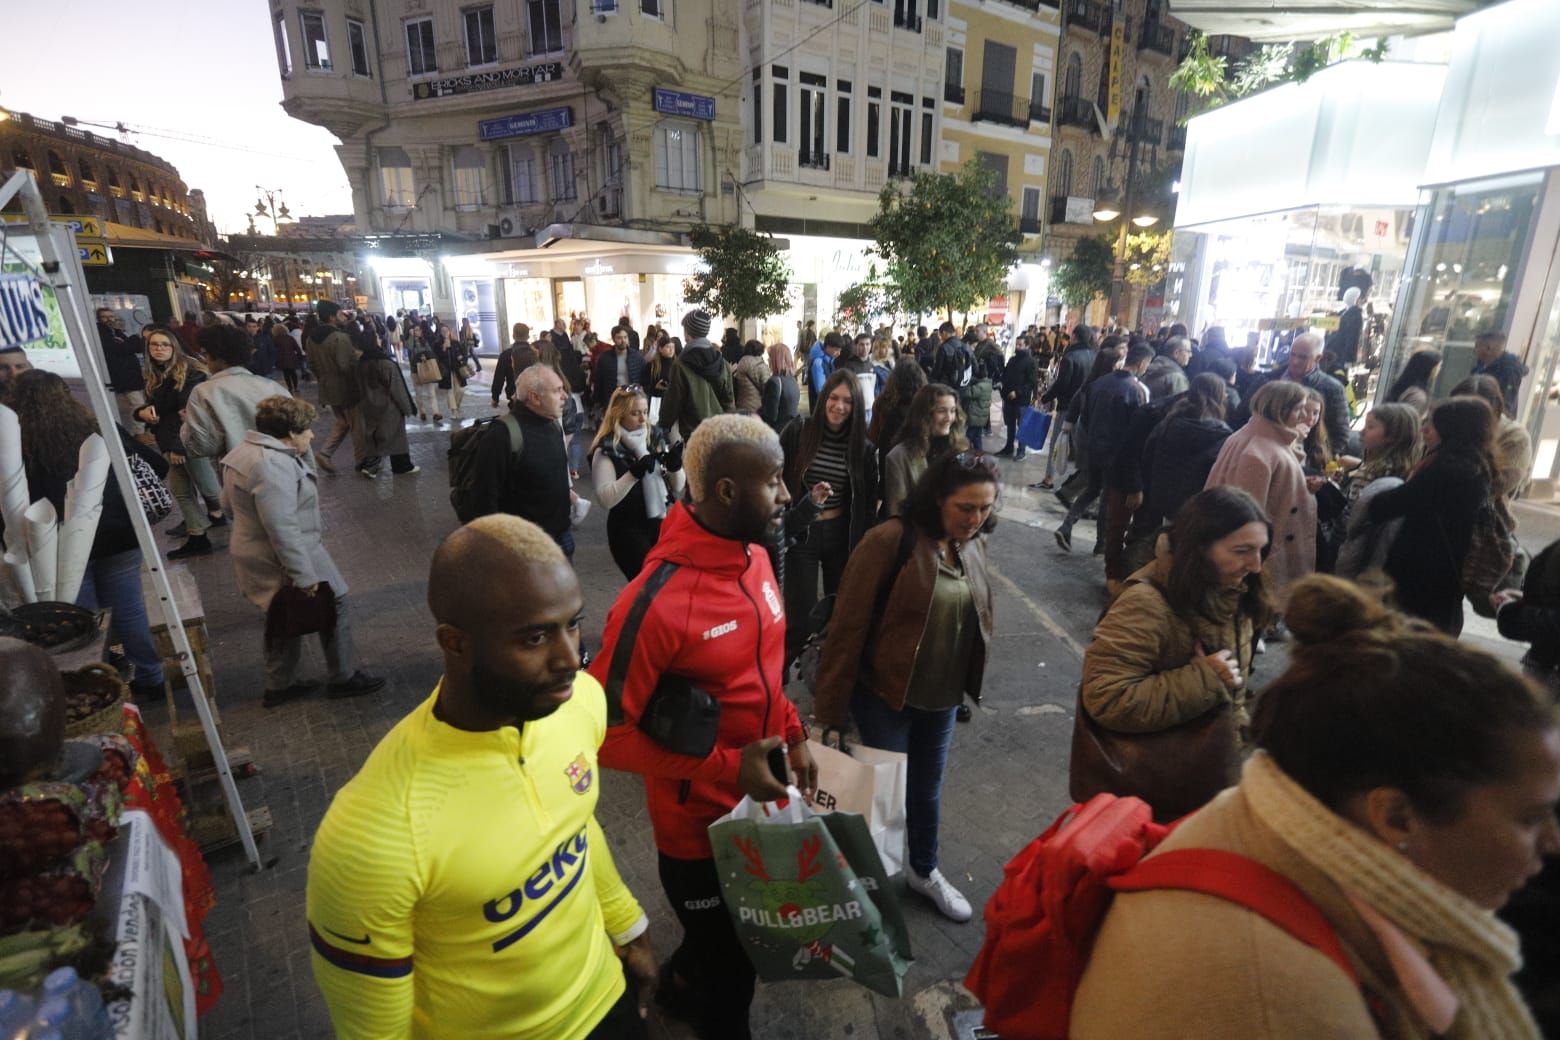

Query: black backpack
[448,413,523,522]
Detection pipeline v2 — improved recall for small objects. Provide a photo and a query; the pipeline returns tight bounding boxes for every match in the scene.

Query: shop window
[772,65,789,145]
[379,146,416,208]
[1054,148,1073,198]
[799,73,827,169]
[655,122,701,192]
[273,9,292,77]
[347,19,372,77]
[548,139,576,200]
[452,146,486,208]
[47,151,70,186]
[464,5,498,66]
[406,18,437,76]
[528,0,563,55]
[11,149,33,171]
[836,80,852,154]
[300,10,331,70]
[78,160,95,187]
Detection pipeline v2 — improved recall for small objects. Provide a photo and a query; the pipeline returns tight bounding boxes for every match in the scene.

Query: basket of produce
[61,664,128,739]
[9,602,102,655]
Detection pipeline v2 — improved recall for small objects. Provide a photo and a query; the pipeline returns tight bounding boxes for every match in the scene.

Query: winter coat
[964,371,995,432]
[182,366,292,461]
[556,343,587,395]
[469,404,572,536]
[274,329,303,371]
[658,341,734,441]
[1240,368,1350,449]
[139,369,209,456]
[1334,476,1405,580]
[1141,354,1189,401]
[760,374,800,432]
[15,426,165,563]
[1041,344,1096,408]
[248,334,277,377]
[932,339,976,391]
[220,430,347,611]
[355,348,415,456]
[1141,414,1232,526]
[1368,451,1489,634]
[1205,415,1315,598]
[1002,350,1040,405]
[304,324,360,410]
[1472,351,1527,417]
[590,502,804,859]
[1081,370,1149,466]
[779,418,879,549]
[97,323,143,393]
[1081,545,1256,734]
[813,517,993,726]
[733,355,772,415]
[1498,537,1560,674]
[807,342,834,398]
[591,348,648,411]
[491,340,538,404]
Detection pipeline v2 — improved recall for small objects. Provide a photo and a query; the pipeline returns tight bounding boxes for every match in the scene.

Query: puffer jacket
[1141,354,1189,401]
[814,517,994,726]
[1080,545,1256,734]
[733,355,771,414]
[1141,415,1232,526]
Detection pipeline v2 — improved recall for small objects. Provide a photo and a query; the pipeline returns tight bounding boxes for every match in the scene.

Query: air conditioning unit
[499,217,515,235]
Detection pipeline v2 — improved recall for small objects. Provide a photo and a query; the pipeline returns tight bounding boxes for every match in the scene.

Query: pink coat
[1205,415,1315,598]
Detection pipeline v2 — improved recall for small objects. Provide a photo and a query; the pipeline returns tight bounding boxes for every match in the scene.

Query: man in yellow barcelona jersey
[306,515,658,1039]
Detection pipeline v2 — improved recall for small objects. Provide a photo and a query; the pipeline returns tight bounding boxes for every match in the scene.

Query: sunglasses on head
[613,384,645,396]
[953,451,1000,474]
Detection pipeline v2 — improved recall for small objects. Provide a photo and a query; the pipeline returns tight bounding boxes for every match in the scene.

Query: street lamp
[253,186,294,314]
[1091,102,1164,327]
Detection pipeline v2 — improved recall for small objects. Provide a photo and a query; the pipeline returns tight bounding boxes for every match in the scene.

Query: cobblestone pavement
[158,374,1530,1040]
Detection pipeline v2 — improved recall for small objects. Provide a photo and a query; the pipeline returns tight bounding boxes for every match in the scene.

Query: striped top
[804,424,853,511]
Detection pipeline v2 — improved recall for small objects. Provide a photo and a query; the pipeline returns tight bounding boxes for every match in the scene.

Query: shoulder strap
[870,520,918,621]
[500,412,524,457]
[603,561,682,726]
[1109,848,1359,988]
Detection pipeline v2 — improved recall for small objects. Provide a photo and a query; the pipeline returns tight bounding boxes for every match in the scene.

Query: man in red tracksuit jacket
[591,414,818,1040]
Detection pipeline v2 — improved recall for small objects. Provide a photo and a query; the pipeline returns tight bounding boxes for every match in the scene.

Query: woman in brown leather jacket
[814,451,997,924]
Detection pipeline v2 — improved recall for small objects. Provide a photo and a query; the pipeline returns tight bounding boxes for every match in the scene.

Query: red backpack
[964,794,1358,1040]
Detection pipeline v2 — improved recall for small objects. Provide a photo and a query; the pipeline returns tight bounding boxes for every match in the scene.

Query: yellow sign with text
[2,214,106,239]
[1107,20,1126,126]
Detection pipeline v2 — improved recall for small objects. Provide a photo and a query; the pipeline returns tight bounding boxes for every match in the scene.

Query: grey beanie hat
[682,308,712,339]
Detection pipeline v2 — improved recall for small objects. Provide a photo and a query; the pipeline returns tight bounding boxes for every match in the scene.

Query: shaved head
[429,515,567,630]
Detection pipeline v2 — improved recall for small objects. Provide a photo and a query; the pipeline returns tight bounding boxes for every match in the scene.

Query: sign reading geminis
[413,62,564,100]
[478,107,574,141]
[653,88,716,121]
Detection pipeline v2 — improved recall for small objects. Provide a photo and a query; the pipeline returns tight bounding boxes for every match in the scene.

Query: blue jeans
[76,549,164,686]
[850,686,958,876]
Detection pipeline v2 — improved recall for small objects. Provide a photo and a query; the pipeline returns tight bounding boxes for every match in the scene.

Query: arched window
[128,175,142,200]
[1054,149,1073,199]
[57,196,75,214]
[1091,156,1105,198]
[1064,53,1083,100]
[12,149,34,170]
[79,160,96,187]
[47,151,69,185]
[107,168,121,191]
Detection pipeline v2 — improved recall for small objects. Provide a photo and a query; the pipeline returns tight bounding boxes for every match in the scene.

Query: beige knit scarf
[1243,753,1540,1040]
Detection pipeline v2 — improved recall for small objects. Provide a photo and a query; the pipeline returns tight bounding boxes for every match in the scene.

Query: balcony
[1057,95,1096,130]
[1050,195,1095,225]
[945,82,966,105]
[801,0,833,6]
[893,9,922,30]
[1064,0,1109,34]
[1167,125,1187,151]
[799,151,831,171]
[1129,116,1163,146]
[1020,216,1042,235]
[1030,101,1051,124]
[973,90,1031,129]
[1139,20,1175,56]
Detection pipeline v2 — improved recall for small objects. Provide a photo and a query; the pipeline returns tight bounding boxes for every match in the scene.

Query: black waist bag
[605,561,721,757]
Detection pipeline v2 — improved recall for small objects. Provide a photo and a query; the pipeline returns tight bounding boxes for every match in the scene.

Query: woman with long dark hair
[646,335,679,401]
[134,324,225,558]
[1334,403,1421,579]
[883,383,967,517]
[1368,395,1499,634]
[779,369,878,662]
[4,371,168,698]
[1385,349,1441,416]
[1132,373,1233,555]
[590,386,685,579]
[814,451,998,923]
[759,343,800,432]
[868,358,929,458]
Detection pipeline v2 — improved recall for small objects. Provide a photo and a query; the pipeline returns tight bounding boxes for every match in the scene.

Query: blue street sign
[478,107,574,141]
[653,88,716,121]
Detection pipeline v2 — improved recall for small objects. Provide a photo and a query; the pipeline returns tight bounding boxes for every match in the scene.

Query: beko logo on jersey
[703,620,739,640]
[482,825,589,952]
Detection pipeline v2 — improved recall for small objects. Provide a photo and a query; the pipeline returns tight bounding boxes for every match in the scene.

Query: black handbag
[604,561,721,756]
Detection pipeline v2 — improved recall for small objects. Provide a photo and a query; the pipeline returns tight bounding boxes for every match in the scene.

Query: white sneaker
[907,868,972,923]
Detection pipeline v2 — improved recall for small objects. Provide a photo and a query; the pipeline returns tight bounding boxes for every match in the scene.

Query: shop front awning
[1167,0,1483,43]
[1174,59,1447,228]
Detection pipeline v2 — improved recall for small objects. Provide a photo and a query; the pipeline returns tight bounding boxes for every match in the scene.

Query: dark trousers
[280,368,300,393]
[1061,462,1106,540]
[583,973,649,1040]
[1000,400,1028,456]
[658,853,755,1040]
[607,510,662,581]
[1102,488,1137,581]
[360,452,415,474]
[784,512,852,662]
[555,528,576,561]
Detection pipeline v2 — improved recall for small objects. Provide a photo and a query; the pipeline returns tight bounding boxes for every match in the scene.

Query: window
[406,18,437,76]
[1031,71,1046,116]
[751,69,763,145]
[273,10,292,76]
[1054,148,1072,198]
[641,0,663,16]
[505,145,540,204]
[920,107,933,166]
[655,123,701,191]
[600,125,623,215]
[78,160,95,187]
[771,65,788,145]
[945,48,963,101]
[1091,156,1105,198]
[47,151,69,185]
[548,138,576,200]
[106,168,121,195]
[926,0,938,18]
[300,10,331,69]
[452,146,485,208]
[799,73,827,168]
[528,0,563,55]
[1064,52,1082,99]
[129,176,142,200]
[464,6,498,66]
[347,19,372,76]
[836,80,852,154]
[866,86,881,158]
[379,146,415,208]
[58,197,75,215]
[10,149,31,170]
[1021,186,1041,229]
[888,91,912,176]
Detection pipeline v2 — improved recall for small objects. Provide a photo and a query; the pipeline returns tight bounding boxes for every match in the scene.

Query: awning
[1166,0,1481,43]
[103,221,228,257]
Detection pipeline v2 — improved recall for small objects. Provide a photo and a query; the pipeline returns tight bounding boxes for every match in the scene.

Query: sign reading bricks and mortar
[413,62,564,100]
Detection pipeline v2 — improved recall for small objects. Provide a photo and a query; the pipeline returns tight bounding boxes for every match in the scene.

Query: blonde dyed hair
[591,386,649,455]
[684,414,780,499]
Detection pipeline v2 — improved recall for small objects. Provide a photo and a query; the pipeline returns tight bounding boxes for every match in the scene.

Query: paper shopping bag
[709,789,913,997]
[806,740,908,876]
